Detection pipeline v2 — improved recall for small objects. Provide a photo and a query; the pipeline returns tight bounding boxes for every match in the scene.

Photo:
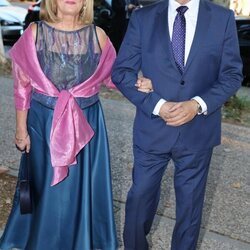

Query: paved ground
[0,76,250,249]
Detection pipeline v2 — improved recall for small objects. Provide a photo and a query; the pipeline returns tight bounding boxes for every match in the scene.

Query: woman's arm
[136,77,153,93]
[95,26,118,89]
[13,62,32,152]
[15,110,30,153]
[95,26,108,50]
[14,23,37,152]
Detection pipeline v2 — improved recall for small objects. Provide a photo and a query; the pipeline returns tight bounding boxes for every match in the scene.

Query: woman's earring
[81,4,87,17]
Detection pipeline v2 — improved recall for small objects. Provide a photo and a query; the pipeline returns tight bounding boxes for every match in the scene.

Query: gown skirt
[0,98,117,250]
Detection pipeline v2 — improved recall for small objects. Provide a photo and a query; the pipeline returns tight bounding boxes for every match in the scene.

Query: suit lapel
[183,0,211,74]
[156,0,181,74]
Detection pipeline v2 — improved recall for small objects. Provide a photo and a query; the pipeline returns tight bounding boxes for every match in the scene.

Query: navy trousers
[123,138,213,250]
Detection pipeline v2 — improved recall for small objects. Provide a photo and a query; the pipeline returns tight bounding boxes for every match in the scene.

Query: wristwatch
[197,103,202,114]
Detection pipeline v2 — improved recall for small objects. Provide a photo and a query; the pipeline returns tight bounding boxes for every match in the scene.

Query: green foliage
[223,95,250,123]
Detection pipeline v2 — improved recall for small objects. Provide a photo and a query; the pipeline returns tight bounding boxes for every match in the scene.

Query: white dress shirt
[153,0,207,115]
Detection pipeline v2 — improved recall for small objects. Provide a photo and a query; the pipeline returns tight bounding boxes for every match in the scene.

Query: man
[111,0,243,249]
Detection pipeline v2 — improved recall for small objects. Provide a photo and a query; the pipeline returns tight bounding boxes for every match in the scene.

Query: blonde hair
[40,0,93,25]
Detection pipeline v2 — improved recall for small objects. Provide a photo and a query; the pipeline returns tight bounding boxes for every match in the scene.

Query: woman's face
[56,0,85,18]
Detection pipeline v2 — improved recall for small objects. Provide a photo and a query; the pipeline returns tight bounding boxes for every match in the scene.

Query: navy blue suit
[111,0,243,249]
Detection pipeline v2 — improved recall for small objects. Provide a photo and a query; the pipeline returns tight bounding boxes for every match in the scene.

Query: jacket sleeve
[111,10,162,117]
[12,62,32,110]
[200,11,243,115]
[102,39,117,89]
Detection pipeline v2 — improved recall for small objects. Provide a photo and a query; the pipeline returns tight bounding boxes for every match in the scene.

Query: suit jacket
[111,0,243,153]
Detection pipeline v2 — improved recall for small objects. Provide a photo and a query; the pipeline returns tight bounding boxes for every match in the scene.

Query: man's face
[175,0,191,5]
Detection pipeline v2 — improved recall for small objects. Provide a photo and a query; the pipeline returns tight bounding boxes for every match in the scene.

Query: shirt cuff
[153,99,166,116]
[192,96,207,115]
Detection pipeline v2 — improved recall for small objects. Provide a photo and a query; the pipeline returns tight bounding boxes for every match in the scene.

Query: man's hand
[159,102,177,121]
[165,100,199,126]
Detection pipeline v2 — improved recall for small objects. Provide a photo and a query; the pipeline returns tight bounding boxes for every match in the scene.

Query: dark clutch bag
[19,153,33,214]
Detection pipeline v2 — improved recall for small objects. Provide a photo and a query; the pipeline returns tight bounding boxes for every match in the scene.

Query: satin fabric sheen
[0,99,117,250]
[10,26,116,185]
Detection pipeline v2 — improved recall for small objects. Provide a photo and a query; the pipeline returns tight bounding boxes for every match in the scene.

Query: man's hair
[40,0,93,25]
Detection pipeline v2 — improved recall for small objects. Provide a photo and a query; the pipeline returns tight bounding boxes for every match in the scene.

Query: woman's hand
[15,110,30,153]
[15,132,30,153]
[135,77,153,93]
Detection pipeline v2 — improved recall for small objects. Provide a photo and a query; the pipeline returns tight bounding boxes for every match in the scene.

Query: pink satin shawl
[10,26,116,186]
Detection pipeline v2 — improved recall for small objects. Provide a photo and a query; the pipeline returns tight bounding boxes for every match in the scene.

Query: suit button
[180,80,185,85]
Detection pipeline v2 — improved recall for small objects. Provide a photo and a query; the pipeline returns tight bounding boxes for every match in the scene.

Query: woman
[0,0,152,249]
[0,0,119,249]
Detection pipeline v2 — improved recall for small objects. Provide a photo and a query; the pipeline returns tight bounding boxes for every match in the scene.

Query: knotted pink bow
[50,90,94,185]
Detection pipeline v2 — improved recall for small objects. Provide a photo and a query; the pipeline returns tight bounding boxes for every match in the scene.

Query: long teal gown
[0,21,117,250]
